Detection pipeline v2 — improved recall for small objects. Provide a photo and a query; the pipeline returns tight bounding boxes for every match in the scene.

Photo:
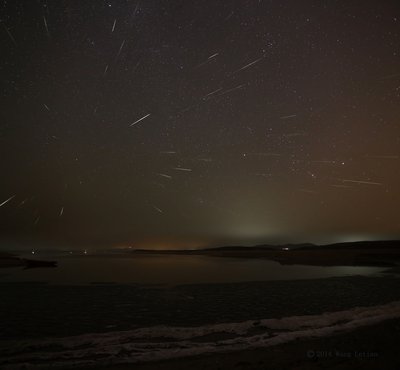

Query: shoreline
[96,317,400,370]
[2,299,400,369]
[1,273,400,369]
[123,246,400,267]
[3,239,400,269]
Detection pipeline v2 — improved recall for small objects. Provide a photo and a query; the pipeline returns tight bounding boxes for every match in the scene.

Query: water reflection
[1,254,384,285]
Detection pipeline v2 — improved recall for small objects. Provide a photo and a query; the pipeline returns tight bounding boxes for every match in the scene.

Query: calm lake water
[0,253,385,285]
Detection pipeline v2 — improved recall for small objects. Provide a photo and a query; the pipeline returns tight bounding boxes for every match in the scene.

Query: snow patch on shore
[1,300,400,369]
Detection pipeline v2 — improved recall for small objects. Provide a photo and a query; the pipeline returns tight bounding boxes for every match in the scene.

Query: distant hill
[198,240,400,252]
[201,245,275,251]
[127,241,400,254]
[201,243,316,251]
[297,240,400,250]
[194,240,400,267]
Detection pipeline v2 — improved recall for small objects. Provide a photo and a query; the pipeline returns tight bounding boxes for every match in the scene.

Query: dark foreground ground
[1,275,400,339]
[101,318,400,370]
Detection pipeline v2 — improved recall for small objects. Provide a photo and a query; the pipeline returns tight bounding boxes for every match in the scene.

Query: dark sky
[1,1,400,249]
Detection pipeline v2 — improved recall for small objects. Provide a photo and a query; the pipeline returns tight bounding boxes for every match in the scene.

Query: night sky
[1,1,400,249]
